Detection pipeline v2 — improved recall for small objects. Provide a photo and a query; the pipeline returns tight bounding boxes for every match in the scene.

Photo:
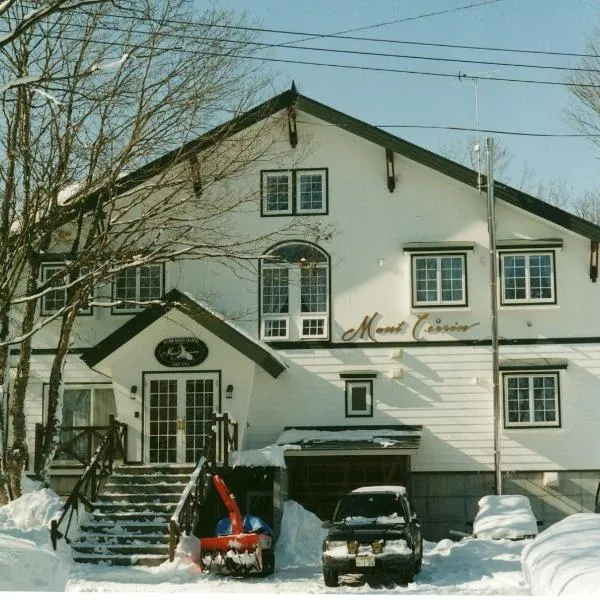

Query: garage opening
[286,454,411,520]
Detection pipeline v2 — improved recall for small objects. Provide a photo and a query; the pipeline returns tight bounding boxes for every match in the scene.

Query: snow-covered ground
[0,478,534,594]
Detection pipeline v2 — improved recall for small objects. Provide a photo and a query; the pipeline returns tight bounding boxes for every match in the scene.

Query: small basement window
[345,380,373,418]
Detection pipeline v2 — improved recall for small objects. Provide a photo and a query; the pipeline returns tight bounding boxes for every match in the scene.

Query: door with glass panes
[145,373,219,463]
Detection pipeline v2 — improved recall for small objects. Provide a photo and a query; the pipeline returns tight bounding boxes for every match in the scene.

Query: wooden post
[34,423,44,475]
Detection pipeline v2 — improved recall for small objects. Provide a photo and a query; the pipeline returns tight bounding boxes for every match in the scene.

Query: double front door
[146,373,219,463]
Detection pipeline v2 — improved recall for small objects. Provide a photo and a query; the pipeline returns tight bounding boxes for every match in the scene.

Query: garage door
[286,454,411,520]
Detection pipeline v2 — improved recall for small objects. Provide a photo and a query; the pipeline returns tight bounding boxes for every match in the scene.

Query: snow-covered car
[522,513,600,595]
[321,486,423,587]
[473,495,539,540]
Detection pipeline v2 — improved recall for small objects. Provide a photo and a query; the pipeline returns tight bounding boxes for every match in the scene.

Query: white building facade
[20,87,600,539]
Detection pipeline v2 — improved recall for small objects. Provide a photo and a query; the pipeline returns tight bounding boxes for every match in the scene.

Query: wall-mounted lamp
[225,384,234,400]
[130,385,138,399]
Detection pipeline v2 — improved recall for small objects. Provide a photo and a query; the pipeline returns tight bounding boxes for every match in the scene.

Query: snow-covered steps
[71,464,195,567]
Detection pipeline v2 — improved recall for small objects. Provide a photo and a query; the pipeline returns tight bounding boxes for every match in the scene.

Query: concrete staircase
[71,464,195,566]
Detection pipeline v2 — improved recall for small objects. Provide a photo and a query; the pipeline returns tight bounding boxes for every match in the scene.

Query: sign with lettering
[342,312,480,342]
[155,337,208,367]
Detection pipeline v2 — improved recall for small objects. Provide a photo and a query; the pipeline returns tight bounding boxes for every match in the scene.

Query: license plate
[356,555,376,567]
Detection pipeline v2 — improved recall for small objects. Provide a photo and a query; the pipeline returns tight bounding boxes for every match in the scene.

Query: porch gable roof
[80,289,287,378]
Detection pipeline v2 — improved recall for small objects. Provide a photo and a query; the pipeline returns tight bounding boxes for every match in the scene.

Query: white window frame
[500,251,556,305]
[412,253,466,307]
[345,380,373,417]
[261,171,293,216]
[261,169,327,216]
[39,263,92,316]
[112,264,164,313]
[296,169,327,215]
[503,372,560,428]
[260,247,329,341]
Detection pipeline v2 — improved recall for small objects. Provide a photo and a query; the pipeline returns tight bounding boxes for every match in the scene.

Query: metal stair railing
[168,411,238,561]
[49,415,128,550]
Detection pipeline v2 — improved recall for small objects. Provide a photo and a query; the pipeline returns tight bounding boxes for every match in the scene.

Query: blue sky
[211,0,600,204]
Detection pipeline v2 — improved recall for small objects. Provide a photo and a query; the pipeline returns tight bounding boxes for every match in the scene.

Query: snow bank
[473,495,538,540]
[275,500,327,568]
[522,513,600,595]
[0,481,70,591]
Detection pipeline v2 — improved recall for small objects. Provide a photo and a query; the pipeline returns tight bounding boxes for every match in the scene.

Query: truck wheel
[415,540,423,574]
[323,567,339,587]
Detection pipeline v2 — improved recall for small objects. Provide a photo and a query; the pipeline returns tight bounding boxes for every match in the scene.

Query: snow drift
[522,512,600,595]
[274,500,327,568]
[0,478,69,591]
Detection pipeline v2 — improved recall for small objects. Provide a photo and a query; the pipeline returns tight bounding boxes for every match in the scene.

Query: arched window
[260,242,330,341]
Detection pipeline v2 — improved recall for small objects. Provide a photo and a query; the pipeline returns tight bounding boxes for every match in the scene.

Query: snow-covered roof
[82,289,287,378]
[350,486,407,495]
[276,426,422,453]
[473,495,538,540]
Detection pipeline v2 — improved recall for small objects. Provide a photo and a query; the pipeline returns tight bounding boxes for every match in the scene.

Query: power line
[47,24,590,74]
[297,120,590,138]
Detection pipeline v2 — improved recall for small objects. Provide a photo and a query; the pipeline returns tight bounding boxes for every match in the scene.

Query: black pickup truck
[321,486,423,587]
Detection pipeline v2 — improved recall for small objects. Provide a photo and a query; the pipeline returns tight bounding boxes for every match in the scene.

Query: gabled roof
[96,83,600,242]
[81,289,287,378]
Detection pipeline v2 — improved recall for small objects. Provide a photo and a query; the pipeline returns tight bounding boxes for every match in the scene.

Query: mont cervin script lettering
[341,312,480,342]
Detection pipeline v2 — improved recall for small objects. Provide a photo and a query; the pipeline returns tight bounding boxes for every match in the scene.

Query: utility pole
[486,137,502,495]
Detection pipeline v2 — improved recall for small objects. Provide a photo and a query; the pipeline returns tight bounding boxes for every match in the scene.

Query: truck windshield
[334,493,407,522]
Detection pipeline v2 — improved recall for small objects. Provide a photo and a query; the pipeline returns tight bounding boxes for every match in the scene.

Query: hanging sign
[155,337,208,367]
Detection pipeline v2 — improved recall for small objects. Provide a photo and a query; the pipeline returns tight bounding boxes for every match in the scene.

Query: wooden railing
[35,420,128,471]
[50,416,127,550]
[168,411,238,561]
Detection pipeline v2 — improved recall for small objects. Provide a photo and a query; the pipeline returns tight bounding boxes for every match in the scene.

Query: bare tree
[0,0,321,499]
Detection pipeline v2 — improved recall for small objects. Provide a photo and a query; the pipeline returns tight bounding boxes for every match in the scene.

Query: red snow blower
[199,474,274,576]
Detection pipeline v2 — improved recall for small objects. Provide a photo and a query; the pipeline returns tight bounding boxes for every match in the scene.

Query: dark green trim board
[497,238,564,250]
[339,371,379,379]
[403,242,475,253]
[499,358,568,371]
[81,289,287,378]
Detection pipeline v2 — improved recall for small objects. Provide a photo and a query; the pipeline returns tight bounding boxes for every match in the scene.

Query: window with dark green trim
[112,264,164,313]
[412,253,466,307]
[261,169,328,216]
[39,263,92,316]
[500,252,555,305]
[503,372,560,428]
[345,380,373,417]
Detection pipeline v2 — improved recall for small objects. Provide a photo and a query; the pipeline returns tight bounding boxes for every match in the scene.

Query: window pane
[300,265,327,312]
[351,385,367,412]
[414,257,438,302]
[265,174,290,212]
[262,268,289,313]
[139,265,162,302]
[42,266,67,313]
[298,173,323,211]
[440,256,464,302]
[114,267,138,306]
[263,318,287,338]
[503,255,527,300]
[529,254,553,299]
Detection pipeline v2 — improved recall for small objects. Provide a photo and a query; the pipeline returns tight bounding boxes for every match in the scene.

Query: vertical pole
[486,137,502,495]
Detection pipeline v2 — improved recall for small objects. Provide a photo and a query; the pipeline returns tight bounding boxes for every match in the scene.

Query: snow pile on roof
[0,480,70,591]
[276,428,421,446]
[522,513,600,595]
[275,500,327,568]
[352,485,407,495]
[229,444,299,468]
[473,495,538,540]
